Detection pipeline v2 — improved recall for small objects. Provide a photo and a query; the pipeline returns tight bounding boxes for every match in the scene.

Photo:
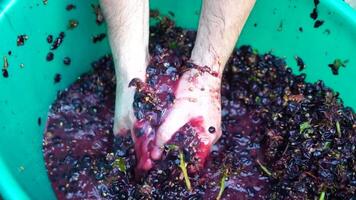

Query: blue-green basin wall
[0,0,355,199]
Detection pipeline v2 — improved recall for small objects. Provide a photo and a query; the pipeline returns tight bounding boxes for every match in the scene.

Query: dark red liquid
[43,22,355,199]
[43,50,269,199]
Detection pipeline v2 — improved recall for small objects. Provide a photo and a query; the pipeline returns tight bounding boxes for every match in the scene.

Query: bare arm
[100,0,255,171]
[100,0,149,134]
[152,0,256,167]
[191,0,255,76]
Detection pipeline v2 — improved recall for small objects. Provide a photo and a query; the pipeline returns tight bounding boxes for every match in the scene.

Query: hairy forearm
[191,0,255,77]
[100,0,149,135]
[100,0,149,84]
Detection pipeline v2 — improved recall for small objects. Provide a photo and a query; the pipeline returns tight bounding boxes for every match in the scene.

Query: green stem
[319,191,325,200]
[179,151,192,192]
[256,160,272,177]
[216,168,229,200]
[336,121,341,137]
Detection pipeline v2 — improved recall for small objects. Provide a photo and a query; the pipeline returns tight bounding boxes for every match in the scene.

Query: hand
[113,60,148,136]
[150,68,222,169]
[113,83,138,136]
[100,0,149,137]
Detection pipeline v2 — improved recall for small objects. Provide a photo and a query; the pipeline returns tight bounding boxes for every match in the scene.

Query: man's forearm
[191,0,255,77]
[100,0,149,135]
[100,0,149,84]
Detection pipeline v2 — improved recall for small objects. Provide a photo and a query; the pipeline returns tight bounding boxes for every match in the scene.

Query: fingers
[153,69,216,145]
[151,146,163,161]
[152,103,222,168]
[134,129,154,171]
[189,111,221,170]
[151,99,195,159]
[155,100,194,146]
[102,0,150,137]
[200,112,222,144]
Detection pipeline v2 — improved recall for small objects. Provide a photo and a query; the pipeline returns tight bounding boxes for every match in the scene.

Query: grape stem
[216,167,229,200]
[256,159,272,177]
[179,150,192,192]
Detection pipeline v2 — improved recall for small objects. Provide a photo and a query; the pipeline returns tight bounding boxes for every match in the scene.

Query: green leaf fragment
[329,59,348,75]
[179,150,192,192]
[300,121,313,137]
[300,121,311,132]
[322,141,331,150]
[333,59,348,68]
[249,76,258,82]
[166,144,179,151]
[255,96,261,105]
[112,158,126,174]
[169,41,178,49]
[165,144,179,154]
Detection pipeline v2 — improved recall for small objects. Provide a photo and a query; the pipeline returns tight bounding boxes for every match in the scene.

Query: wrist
[190,57,226,79]
[182,68,221,92]
[116,56,149,85]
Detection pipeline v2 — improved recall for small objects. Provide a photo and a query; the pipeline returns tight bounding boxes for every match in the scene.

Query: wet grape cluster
[43,18,355,199]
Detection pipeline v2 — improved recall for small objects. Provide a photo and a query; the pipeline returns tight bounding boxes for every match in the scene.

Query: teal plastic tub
[0,0,355,199]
